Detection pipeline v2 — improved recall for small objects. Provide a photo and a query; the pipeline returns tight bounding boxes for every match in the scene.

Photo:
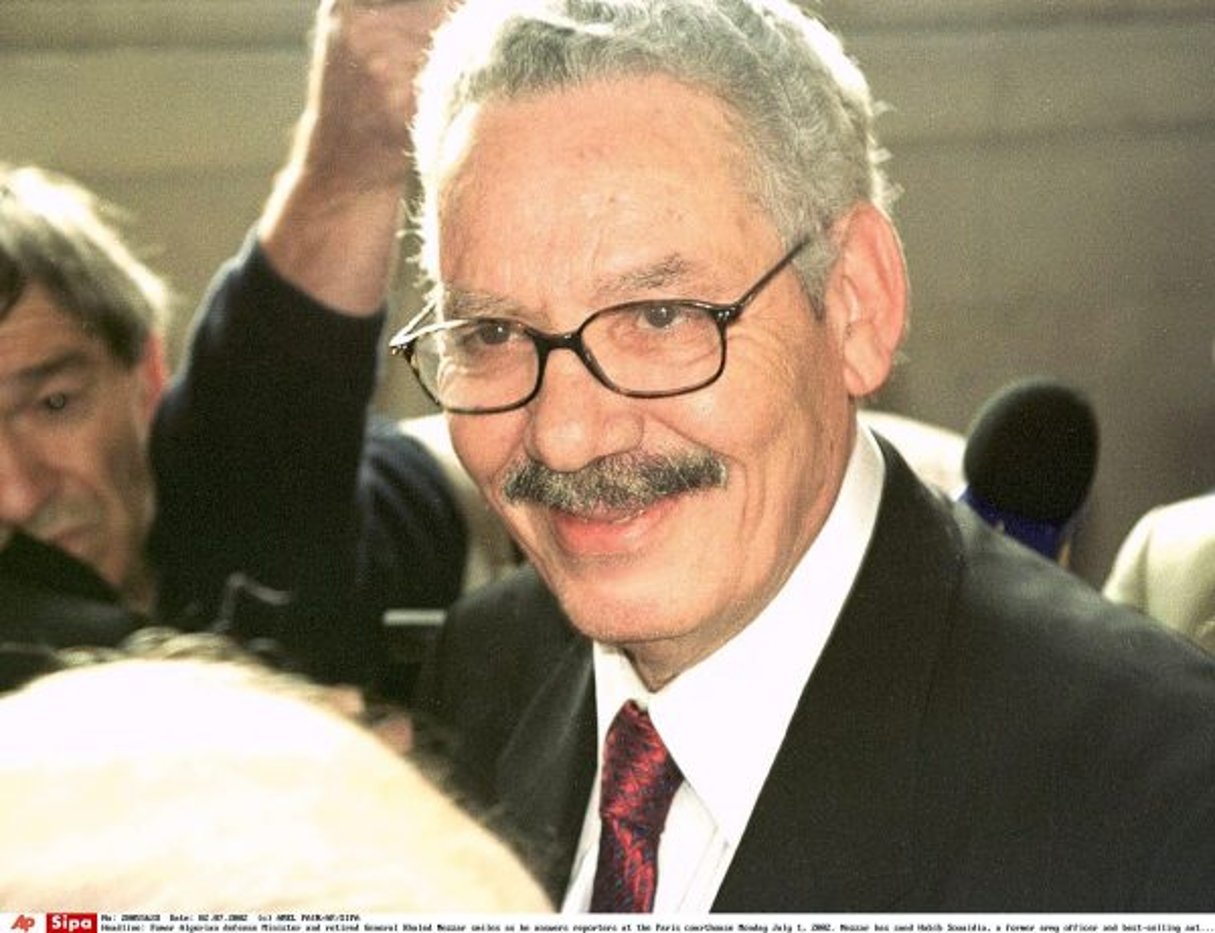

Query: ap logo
[10,918,35,933]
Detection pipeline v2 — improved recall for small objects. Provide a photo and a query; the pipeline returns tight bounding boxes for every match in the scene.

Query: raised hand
[259,0,448,315]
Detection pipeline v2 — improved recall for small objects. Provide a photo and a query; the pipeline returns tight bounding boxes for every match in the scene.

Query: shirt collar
[592,426,885,844]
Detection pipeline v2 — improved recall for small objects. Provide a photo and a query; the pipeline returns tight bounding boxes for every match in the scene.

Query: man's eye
[469,320,515,347]
[638,303,689,331]
[449,320,524,358]
[41,392,70,413]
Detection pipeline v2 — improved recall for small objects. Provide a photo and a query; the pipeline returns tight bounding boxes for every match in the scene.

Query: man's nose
[525,348,644,473]
[0,431,55,526]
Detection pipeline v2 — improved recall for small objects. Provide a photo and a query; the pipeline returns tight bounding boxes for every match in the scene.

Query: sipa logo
[10,919,35,933]
[47,918,96,933]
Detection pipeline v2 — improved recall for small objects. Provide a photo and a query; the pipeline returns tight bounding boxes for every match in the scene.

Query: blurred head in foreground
[0,657,549,911]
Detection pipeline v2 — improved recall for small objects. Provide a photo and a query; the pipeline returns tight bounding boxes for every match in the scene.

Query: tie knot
[599,700,682,831]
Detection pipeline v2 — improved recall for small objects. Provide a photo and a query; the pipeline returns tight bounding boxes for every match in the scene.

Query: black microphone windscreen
[963,378,1099,523]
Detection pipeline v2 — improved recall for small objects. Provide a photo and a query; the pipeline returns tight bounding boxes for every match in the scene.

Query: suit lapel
[715,441,963,910]
[495,634,598,904]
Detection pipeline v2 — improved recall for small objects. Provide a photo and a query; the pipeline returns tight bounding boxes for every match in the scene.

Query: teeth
[568,506,645,523]
[608,510,644,524]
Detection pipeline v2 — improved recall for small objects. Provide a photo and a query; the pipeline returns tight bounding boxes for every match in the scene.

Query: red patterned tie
[590,700,684,913]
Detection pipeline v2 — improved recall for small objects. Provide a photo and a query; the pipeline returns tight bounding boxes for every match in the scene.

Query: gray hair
[0,163,169,366]
[412,0,893,309]
[0,656,551,911]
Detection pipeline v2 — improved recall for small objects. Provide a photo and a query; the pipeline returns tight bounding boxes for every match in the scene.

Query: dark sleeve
[149,232,467,684]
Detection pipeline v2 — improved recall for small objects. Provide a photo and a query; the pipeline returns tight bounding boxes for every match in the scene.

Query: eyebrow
[439,287,522,321]
[0,350,92,398]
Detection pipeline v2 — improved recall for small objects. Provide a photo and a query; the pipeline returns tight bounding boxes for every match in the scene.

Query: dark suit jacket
[417,440,1215,911]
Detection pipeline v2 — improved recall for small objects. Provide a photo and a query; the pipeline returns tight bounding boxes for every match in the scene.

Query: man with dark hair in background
[0,0,466,691]
[1,163,173,652]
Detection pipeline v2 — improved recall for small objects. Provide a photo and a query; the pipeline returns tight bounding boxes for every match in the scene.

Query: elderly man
[391,0,1215,913]
[0,0,466,688]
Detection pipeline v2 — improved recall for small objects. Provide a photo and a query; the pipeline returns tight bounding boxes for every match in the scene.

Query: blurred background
[2,0,1211,585]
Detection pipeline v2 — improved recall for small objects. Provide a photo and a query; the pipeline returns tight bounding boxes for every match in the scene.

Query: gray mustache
[502,451,727,514]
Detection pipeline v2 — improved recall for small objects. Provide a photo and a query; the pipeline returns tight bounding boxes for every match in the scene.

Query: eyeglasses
[389,236,810,415]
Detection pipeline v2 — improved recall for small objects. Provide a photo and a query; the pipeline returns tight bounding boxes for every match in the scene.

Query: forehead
[436,74,778,307]
[0,284,113,381]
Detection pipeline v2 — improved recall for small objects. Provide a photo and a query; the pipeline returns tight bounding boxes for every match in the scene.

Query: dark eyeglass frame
[389,235,810,415]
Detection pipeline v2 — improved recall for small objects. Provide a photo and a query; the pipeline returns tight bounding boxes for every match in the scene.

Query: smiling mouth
[543,492,689,560]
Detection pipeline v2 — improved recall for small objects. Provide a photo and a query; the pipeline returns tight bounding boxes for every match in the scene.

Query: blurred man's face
[439,75,864,688]
[0,285,164,609]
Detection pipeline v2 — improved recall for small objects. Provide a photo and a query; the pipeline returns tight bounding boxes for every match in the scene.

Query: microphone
[959,377,1099,563]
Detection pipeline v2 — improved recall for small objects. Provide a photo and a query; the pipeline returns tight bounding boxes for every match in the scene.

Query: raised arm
[151,0,464,688]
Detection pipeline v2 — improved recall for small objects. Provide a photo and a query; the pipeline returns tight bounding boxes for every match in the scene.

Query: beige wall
[2,0,1212,583]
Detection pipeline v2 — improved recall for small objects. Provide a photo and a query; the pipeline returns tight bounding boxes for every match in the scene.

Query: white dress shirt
[561,427,885,913]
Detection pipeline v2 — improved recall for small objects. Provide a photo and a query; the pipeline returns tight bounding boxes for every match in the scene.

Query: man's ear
[822,203,908,398]
[138,332,170,421]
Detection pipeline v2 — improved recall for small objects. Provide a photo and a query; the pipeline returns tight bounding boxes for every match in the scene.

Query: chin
[55,536,99,572]
[555,573,704,644]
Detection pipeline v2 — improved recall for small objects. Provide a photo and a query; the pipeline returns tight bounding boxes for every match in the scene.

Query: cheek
[450,414,524,497]
[91,408,155,512]
[695,329,848,509]
[81,372,157,498]
[683,337,820,457]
